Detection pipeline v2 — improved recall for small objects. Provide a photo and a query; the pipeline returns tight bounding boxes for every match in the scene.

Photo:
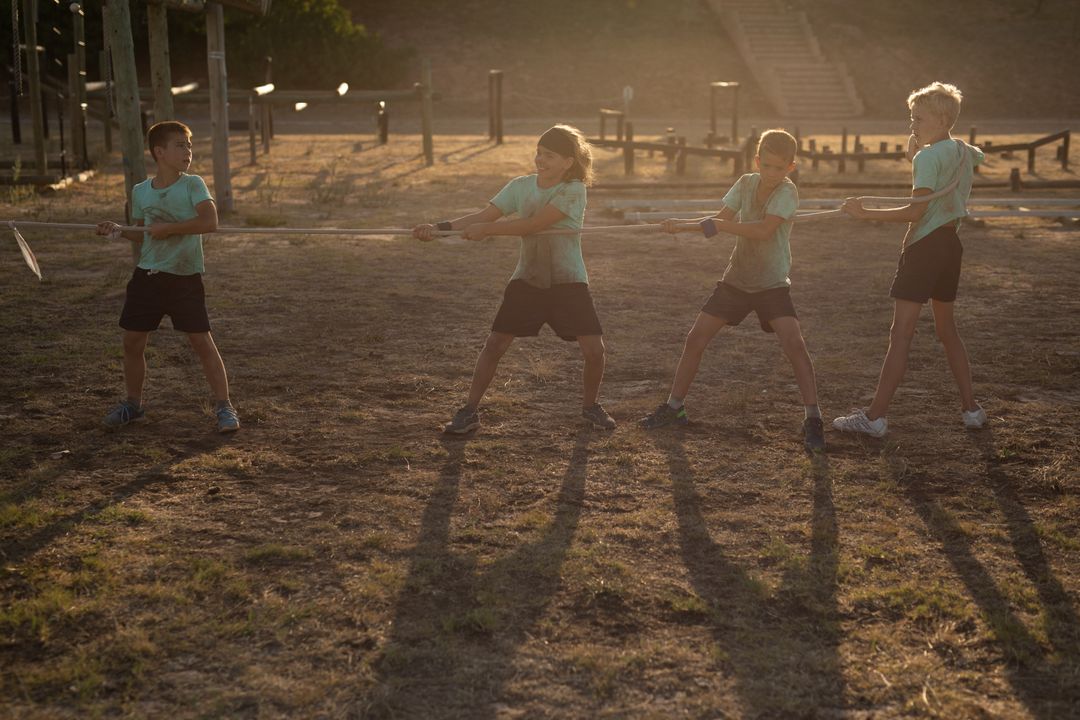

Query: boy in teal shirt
[640,129,826,453]
[834,82,986,437]
[96,121,239,433]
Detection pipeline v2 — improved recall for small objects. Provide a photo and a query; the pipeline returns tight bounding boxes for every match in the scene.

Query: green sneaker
[444,406,480,434]
[639,402,688,429]
[803,417,826,454]
[103,400,145,428]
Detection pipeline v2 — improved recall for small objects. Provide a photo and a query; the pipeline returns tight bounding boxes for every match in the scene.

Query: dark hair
[146,121,192,157]
[538,124,594,186]
[756,128,798,163]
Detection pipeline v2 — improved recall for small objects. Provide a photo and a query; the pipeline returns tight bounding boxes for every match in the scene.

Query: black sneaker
[638,402,689,429]
[803,417,826,454]
[443,406,480,434]
[582,403,616,430]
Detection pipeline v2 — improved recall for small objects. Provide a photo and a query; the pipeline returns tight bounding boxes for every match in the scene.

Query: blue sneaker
[216,404,240,433]
[103,400,145,428]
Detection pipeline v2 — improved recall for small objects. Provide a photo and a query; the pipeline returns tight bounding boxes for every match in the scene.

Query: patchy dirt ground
[1,130,1079,719]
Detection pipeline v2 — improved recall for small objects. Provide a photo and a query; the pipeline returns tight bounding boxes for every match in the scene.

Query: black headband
[538,127,576,158]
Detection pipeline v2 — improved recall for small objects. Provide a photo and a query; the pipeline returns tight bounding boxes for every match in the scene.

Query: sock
[215,399,232,411]
[667,395,684,410]
[804,405,821,420]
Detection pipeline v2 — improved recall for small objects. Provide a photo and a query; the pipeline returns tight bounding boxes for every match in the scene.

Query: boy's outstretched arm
[660,206,737,235]
[463,203,566,241]
[144,199,219,240]
[96,218,144,243]
[842,187,931,223]
[413,204,503,241]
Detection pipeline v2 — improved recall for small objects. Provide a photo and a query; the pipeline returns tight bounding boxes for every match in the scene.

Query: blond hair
[542,124,595,186]
[907,82,963,129]
[756,128,798,163]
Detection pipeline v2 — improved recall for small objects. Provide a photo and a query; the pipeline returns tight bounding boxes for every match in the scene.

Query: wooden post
[147,0,175,122]
[67,53,82,170]
[1062,131,1070,170]
[488,71,497,140]
[1027,145,1036,174]
[99,50,113,152]
[206,1,233,213]
[8,78,21,144]
[21,0,48,175]
[623,121,634,175]
[248,94,257,164]
[839,128,848,173]
[810,138,818,170]
[490,69,503,145]
[377,101,389,144]
[709,83,718,145]
[969,126,977,145]
[71,3,88,162]
[104,0,148,262]
[419,57,434,166]
[855,134,864,172]
[1009,167,1021,192]
[262,56,273,145]
[675,136,687,175]
[616,115,623,142]
[731,83,740,142]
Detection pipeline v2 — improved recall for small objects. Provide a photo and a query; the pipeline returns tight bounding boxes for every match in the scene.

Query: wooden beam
[206,2,233,212]
[147,1,175,121]
[103,0,148,261]
[20,0,48,175]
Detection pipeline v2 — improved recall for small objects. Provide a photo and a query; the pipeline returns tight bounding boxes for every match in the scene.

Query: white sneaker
[832,408,887,438]
[962,406,987,429]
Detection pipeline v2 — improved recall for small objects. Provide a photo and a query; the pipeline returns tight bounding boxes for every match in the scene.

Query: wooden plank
[206,2,233,212]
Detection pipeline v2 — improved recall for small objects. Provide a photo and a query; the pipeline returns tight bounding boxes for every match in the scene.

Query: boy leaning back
[639,129,826,453]
[833,82,985,437]
[96,121,240,433]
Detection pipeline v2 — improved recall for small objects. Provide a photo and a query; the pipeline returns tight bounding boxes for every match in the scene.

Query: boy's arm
[464,203,567,241]
[96,218,144,242]
[144,199,218,240]
[413,204,503,240]
[660,206,737,234]
[842,187,931,223]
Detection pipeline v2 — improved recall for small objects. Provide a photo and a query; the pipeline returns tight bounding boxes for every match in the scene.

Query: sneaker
[103,400,145,428]
[443,406,480,434]
[638,402,689,430]
[582,403,616,430]
[216,404,240,433]
[803,417,826,453]
[832,408,887,438]
[962,406,987,429]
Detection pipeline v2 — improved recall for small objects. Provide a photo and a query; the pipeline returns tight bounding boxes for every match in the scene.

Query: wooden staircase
[705,0,863,119]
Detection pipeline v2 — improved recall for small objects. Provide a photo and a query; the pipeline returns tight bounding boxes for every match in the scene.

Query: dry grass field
[2,129,1079,719]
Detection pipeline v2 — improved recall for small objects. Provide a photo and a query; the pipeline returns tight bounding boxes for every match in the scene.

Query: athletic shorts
[889,225,963,304]
[491,279,603,341]
[119,268,211,333]
[701,282,797,333]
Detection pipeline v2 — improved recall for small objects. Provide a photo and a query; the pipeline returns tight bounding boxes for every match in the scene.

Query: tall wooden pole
[419,57,434,166]
[103,0,148,262]
[20,0,48,175]
[206,2,233,213]
[147,1,175,122]
[71,2,87,164]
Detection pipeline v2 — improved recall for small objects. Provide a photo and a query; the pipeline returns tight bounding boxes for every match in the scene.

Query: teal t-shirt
[490,175,588,288]
[719,173,799,292]
[131,173,214,275]
[908,138,985,246]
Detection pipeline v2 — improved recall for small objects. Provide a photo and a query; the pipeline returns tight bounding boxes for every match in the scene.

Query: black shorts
[890,225,963,304]
[701,282,797,333]
[491,279,603,341]
[119,268,212,333]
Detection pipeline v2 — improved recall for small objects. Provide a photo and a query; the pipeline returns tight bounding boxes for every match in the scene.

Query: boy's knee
[122,332,148,354]
[581,340,605,364]
[684,330,710,354]
[482,334,512,358]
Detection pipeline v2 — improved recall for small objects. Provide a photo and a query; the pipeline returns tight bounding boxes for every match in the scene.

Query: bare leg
[122,331,150,404]
[670,312,728,401]
[931,299,978,411]
[769,316,819,406]
[867,299,922,420]
[466,332,515,408]
[576,335,605,408]
[187,332,230,404]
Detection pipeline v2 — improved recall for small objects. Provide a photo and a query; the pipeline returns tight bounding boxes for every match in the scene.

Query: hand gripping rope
[0,177,961,282]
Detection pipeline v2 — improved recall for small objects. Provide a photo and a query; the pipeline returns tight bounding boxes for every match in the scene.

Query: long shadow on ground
[652,431,847,717]
[896,428,1080,719]
[363,430,592,718]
